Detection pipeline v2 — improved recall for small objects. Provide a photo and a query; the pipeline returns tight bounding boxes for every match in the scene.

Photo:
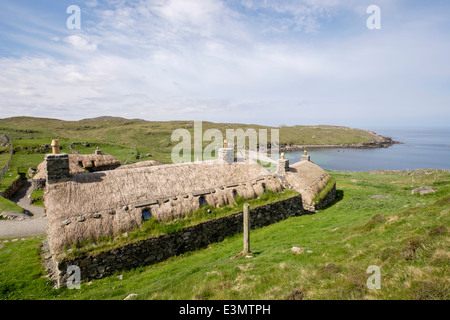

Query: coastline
[279,130,401,152]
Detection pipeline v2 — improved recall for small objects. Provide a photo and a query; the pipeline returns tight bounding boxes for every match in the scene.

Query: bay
[284,127,450,171]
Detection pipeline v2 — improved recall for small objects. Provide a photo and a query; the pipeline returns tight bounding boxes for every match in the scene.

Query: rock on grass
[411,186,436,195]
[291,247,304,254]
[124,293,138,300]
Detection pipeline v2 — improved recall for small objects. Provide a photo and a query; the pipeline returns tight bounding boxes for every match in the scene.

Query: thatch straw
[285,160,330,205]
[44,160,283,255]
[115,160,163,170]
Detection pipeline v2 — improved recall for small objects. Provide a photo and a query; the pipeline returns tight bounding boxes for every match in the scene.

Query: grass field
[0,196,24,215]
[30,189,43,207]
[0,169,448,300]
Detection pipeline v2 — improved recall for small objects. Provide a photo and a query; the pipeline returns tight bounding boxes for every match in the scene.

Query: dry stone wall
[0,177,24,200]
[50,194,306,287]
[315,183,337,210]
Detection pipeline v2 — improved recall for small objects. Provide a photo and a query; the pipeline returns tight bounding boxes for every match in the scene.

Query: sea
[284,127,450,171]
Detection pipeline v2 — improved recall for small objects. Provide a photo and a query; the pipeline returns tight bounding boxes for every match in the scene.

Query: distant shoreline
[280,131,401,152]
[279,140,401,152]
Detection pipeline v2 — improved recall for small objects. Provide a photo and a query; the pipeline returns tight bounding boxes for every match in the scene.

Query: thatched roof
[285,160,331,206]
[44,160,282,255]
[115,160,162,170]
[33,154,121,181]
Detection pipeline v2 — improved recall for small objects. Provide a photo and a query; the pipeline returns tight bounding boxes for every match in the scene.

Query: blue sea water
[284,127,450,171]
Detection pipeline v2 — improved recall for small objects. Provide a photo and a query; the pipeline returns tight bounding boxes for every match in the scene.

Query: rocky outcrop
[280,140,399,152]
[0,211,31,220]
[0,134,9,147]
[411,186,436,195]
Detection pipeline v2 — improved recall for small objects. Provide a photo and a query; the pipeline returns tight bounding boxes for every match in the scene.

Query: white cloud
[85,0,99,8]
[63,35,98,51]
[0,0,449,126]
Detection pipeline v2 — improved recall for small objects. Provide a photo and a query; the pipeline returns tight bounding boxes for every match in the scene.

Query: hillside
[0,116,397,165]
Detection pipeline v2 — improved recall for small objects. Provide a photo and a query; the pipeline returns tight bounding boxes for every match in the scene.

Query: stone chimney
[218,139,234,164]
[94,146,102,155]
[301,150,310,162]
[276,152,289,177]
[46,139,70,185]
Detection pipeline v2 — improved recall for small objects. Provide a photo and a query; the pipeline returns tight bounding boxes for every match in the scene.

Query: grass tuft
[362,214,386,232]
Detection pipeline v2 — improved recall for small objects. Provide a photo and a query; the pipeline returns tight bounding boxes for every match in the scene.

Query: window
[142,209,152,220]
[232,189,238,198]
[262,183,266,192]
[199,196,208,207]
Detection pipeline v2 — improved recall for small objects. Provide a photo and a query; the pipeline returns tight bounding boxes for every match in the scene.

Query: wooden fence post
[243,203,250,254]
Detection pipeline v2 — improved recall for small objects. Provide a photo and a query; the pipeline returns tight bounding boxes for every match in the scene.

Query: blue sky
[0,0,449,127]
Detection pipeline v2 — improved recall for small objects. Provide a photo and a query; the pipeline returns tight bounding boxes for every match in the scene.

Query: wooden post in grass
[243,203,250,254]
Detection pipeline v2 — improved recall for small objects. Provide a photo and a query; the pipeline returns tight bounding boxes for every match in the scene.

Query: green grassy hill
[0,169,448,300]
[0,116,393,165]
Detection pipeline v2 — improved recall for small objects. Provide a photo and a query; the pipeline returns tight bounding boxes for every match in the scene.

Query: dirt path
[0,179,47,238]
[0,216,47,238]
[10,179,45,218]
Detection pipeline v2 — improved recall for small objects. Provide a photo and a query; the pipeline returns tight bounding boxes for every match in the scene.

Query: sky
[0,0,449,127]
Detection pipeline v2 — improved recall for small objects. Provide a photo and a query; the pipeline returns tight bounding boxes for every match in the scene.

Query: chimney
[276,152,289,177]
[94,146,102,155]
[51,139,60,154]
[45,139,70,185]
[301,150,310,162]
[218,139,234,164]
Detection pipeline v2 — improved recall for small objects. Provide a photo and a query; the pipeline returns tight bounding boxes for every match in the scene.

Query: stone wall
[301,182,337,212]
[0,177,24,200]
[50,194,305,287]
[315,183,336,210]
[45,153,70,185]
[31,178,46,190]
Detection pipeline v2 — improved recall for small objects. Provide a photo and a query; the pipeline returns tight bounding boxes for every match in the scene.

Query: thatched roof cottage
[43,142,335,256]
[45,160,282,254]
[285,160,334,210]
